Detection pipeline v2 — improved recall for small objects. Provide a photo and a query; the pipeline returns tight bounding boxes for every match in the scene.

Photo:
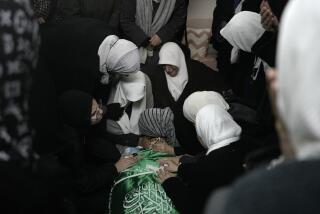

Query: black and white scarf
[138,107,179,146]
[0,0,39,164]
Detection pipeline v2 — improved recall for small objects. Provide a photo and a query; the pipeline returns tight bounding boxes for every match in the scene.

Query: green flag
[109,149,180,214]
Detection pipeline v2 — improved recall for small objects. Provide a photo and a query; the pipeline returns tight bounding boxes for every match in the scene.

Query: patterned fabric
[187,26,211,60]
[0,0,39,163]
[109,150,179,214]
[32,0,50,20]
[139,107,179,146]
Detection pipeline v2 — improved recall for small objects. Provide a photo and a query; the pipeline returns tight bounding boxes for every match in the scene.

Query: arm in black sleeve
[251,31,277,67]
[162,177,192,214]
[120,0,149,46]
[174,146,186,156]
[106,132,140,147]
[156,0,187,43]
[74,163,119,193]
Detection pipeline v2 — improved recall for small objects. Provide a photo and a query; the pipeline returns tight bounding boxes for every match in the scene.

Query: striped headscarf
[138,107,178,146]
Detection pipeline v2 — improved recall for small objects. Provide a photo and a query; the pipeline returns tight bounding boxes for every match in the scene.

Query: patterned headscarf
[0,0,40,163]
[138,107,178,146]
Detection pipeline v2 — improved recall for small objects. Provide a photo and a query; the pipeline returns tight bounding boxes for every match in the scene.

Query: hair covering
[58,90,93,128]
[221,11,265,64]
[276,0,320,160]
[159,42,189,101]
[221,11,265,53]
[138,107,179,146]
[0,0,39,163]
[183,91,230,124]
[107,71,147,134]
[196,104,242,155]
[98,35,140,84]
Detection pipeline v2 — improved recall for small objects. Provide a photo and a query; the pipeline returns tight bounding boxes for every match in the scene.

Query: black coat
[142,60,227,155]
[52,0,120,27]
[163,142,246,214]
[40,17,116,96]
[206,159,320,214]
[119,0,187,47]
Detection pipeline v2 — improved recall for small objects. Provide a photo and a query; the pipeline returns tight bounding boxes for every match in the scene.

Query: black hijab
[0,0,40,164]
[58,90,93,128]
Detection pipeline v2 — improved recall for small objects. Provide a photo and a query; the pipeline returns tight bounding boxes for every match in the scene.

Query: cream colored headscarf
[276,0,320,160]
[196,104,242,155]
[158,42,189,101]
[220,11,266,64]
[98,35,140,84]
[183,91,230,124]
[107,71,147,134]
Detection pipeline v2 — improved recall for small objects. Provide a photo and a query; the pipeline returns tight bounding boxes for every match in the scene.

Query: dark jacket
[162,142,246,214]
[205,159,320,214]
[53,0,120,27]
[120,0,187,47]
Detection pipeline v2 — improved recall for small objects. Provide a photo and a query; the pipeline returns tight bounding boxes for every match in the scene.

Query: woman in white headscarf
[220,11,277,140]
[156,104,245,213]
[183,91,230,124]
[143,42,227,155]
[98,35,154,147]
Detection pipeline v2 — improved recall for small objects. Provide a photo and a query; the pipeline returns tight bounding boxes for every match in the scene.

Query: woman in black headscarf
[58,90,138,214]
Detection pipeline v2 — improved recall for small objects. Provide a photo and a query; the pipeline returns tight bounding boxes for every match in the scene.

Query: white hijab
[183,91,230,124]
[108,71,147,135]
[159,42,189,101]
[220,11,265,63]
[196,104,242,155]
[277,0,320,160]
[98,35,140,84]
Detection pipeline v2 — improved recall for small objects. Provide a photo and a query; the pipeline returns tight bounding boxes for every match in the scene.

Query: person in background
[120,0,187,64]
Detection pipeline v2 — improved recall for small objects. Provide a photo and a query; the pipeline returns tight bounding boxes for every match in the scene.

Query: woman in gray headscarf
[98,35,154,148]
[120,0,187,64]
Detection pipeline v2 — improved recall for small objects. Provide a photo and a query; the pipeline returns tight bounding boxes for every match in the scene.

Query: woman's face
[164,65,179,77]
[91,99,104,125]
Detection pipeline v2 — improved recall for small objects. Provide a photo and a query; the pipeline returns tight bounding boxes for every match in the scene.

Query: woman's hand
[157,168,176,184]
[157,159,179,173]
[151,140,175,155]
[157,156,181,166]
[115,155,138,172]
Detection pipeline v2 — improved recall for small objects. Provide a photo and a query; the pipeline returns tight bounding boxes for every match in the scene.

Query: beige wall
[188,0,216,20]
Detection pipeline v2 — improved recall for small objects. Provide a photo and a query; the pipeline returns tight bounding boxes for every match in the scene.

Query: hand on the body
[157,158,180,172]
[260,0,279,32]
[151,140,175,154]
[157,168,176,184]
[115,155,139,172]
[149,34,162,47]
